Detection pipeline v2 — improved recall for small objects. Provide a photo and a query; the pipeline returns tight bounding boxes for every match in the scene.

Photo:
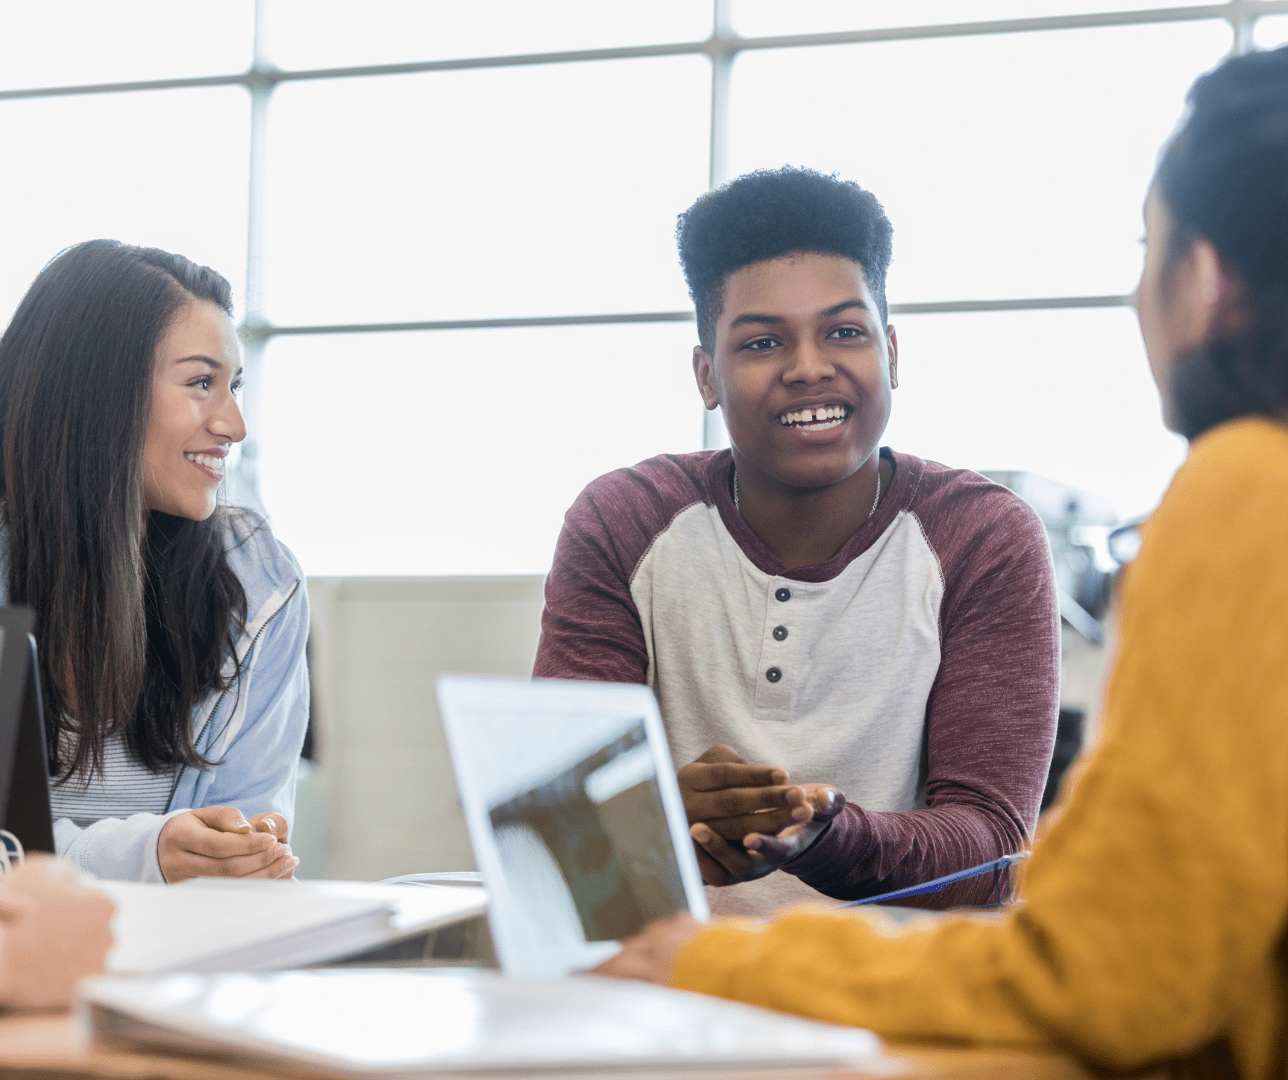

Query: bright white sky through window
[260,56,710,326]
[259,324,704,576]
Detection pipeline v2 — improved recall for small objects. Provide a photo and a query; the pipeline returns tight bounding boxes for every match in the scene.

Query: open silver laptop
[0,606,55,856]
[436,675,708,977]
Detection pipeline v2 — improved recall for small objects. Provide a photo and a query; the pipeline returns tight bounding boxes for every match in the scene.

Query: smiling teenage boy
[534,167,1059,917]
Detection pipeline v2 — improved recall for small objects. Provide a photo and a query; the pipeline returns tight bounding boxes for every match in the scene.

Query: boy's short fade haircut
[676,166,894,352]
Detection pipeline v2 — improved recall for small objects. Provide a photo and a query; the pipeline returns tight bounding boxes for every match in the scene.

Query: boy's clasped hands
[143,728,837,983]
[594,744,846,985]
[678,744,845,885]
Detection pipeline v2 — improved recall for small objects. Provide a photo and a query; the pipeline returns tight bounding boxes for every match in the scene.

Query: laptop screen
[437,675,707,977]
[0,607,55,854]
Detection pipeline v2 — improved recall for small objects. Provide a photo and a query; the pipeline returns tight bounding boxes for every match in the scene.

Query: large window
[2,2,1283,574]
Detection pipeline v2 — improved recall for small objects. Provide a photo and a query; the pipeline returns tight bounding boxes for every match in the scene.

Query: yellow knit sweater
[673,417,1288,1079]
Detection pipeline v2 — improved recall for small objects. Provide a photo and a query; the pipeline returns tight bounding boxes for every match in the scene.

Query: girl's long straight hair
[0,240,248,779]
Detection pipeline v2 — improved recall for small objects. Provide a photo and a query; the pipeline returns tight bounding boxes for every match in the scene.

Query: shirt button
[772,625,788,641]
[765,667,782,683]
[775,587,791,602]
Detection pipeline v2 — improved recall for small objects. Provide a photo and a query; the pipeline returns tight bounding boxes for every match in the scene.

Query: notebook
[93,876,488,974]
[435,675,707,977]
[82,967,885,1076]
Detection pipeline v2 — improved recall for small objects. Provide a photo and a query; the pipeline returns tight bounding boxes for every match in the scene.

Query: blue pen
[838,851,1030,908]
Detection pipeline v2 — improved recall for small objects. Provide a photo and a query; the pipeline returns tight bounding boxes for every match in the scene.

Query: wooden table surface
[0,1009,1094,1080]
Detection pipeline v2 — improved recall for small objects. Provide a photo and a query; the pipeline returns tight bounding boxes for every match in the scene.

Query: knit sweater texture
[672,417,1288,1078]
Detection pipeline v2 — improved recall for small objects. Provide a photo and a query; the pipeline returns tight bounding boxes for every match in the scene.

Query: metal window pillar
[702,0,734,451]
[708,0,733,192]
[231,0,275,511]
[1230,0,1260,49]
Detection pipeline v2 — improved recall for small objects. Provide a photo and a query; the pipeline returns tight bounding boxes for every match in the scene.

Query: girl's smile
[141,301,246,521]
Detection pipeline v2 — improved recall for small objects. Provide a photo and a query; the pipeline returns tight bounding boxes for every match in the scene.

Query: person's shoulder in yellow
[1149,414,1288,567]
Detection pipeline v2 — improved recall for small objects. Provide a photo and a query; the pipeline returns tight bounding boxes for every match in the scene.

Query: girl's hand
[245,812,289,843]
[158,806,298,883]
[0,857,115,1010]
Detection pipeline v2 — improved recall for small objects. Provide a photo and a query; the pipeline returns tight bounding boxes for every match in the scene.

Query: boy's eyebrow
[728,298,870,329]
[821,299,870,317]
[728,312,786,328]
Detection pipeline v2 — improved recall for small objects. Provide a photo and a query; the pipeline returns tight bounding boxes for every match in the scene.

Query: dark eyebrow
[175,355,244,379]
[821,299,870,317]
[728,312,785,329]
[728,299,870,330]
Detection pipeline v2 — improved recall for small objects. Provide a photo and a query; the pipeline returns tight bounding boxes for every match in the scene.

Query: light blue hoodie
[5,512,310,882]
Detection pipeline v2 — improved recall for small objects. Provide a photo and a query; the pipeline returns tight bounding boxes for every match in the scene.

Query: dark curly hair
[1155,45,1288,439]
[676,167,894,351]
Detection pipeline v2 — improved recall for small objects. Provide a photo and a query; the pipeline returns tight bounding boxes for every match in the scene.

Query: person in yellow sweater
[597,44,1288,1079]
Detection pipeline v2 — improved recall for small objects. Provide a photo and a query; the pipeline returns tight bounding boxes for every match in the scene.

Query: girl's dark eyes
[744,336,780,351]
[829,326,866,340]
[190,374,244,393]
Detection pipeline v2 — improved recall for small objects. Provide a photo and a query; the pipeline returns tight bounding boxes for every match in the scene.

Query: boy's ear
[886,325,899,389]
[693,346,721,410]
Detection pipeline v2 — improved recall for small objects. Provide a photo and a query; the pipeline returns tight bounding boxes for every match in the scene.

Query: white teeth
[185,452,224,474]
[779,405,850,427]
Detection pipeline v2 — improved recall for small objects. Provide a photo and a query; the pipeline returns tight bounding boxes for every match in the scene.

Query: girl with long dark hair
[0,240,307,883]
[603,44,1288,1078]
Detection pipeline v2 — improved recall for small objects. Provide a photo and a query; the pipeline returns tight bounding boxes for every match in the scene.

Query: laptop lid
[436,675,708,977]
[0,607,55,854]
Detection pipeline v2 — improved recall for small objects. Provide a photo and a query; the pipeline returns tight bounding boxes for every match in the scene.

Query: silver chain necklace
[733,466,881,520]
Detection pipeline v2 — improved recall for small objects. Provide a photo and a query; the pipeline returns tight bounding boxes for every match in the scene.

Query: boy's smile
[777,403,852,430]
[693,251,897,497]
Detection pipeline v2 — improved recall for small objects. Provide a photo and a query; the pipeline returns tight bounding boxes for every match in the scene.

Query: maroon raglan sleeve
[785,479,1061,907]
[533,458,708,684]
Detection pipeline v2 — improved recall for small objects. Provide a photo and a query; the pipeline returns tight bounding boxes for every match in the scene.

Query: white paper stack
[83,968,885,1077]
[92,878,488,974]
